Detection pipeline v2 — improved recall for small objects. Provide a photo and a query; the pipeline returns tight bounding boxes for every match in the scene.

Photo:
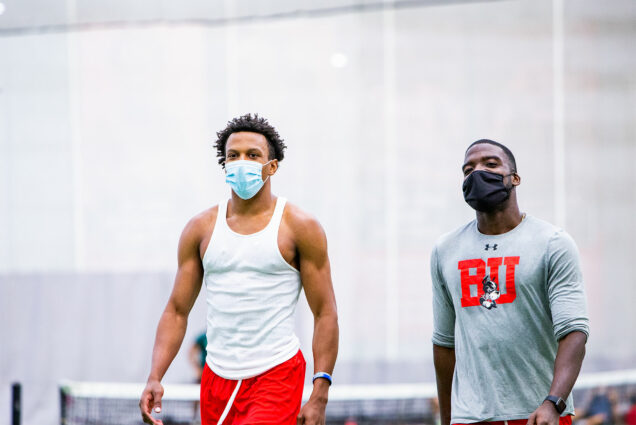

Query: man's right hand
[139,380,164,425]
[139,213,206,424]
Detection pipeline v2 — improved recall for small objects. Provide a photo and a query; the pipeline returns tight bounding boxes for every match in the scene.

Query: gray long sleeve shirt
[431,215,589,423]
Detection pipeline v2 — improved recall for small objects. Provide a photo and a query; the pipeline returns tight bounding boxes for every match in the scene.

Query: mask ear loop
[262,159,274,184]
[500,172,516,193]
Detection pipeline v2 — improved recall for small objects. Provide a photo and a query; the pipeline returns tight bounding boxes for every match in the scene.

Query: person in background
[189,331,207,382]
[625,393,636,425]
[578,387,619,425]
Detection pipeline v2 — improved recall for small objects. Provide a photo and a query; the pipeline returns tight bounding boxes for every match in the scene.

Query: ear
[510,172,521,187]
[267,159,279,176]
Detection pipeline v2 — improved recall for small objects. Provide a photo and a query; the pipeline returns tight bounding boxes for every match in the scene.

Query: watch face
[556,398,566,413]
[546,395,566,414]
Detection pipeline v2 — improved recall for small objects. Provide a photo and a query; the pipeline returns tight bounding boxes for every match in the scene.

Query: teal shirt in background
[195,332,207,370]
[431,215,589,423]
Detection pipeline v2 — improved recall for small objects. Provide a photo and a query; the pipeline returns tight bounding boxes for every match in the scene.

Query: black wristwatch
[544,395,566,414]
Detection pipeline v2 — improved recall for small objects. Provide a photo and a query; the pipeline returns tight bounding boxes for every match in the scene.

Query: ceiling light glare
[330,53,348,68]
[0,3,6,16]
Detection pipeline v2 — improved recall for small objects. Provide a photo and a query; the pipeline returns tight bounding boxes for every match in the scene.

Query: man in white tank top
[140,114,339,425]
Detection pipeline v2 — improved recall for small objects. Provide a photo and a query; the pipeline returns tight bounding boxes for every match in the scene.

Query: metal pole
[552,0,566,227]
[11,383,21,425]
[383,0,399,361]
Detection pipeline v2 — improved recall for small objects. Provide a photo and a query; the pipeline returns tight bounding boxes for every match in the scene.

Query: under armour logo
[485,244,498,251]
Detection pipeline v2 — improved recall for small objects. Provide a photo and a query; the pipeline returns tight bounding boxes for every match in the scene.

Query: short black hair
[214,113,287,167]
[466,139,517,172]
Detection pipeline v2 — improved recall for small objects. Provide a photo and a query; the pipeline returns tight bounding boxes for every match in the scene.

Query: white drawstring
[217,379,242,425]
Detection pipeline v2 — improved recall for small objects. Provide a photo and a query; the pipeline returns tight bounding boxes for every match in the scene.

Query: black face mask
[462,170,513,212]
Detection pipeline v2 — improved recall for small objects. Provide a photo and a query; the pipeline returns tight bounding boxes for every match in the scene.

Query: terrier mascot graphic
[479,274,501,310]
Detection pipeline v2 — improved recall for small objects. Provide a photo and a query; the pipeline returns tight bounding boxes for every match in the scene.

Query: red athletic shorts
[453,416,572,425]
[200,350,306,425]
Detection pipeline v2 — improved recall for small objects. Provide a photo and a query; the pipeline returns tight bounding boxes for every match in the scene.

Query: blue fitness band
[312,372,333,385]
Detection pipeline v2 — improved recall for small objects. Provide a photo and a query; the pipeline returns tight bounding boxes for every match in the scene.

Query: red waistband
[453,421,523,425]
[454,421,526,425]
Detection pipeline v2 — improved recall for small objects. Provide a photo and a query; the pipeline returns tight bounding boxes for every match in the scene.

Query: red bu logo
[457,257,520,307]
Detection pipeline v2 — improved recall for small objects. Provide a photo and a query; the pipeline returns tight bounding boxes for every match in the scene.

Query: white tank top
[202,197,302,379]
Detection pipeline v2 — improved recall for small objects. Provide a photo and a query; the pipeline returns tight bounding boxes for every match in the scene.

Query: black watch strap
[544,395,566,414]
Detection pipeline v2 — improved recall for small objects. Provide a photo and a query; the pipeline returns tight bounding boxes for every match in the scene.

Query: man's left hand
[527,401,560,425]
[297,397,327,425]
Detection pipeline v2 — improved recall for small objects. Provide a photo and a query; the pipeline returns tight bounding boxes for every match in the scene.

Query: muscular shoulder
[282,201,326,246]
[181,205,219,246]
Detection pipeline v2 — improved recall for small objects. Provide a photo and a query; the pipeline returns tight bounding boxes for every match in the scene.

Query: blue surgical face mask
[225,160,272,200]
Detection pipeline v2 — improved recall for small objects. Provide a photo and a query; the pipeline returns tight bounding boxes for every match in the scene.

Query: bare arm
[139,218,204,425]
[529,232,589,425]
[528,331,586,425]
[549,331,587,401]
[433,344,456,425]
[430,245,456,425]
[295,216,339,425]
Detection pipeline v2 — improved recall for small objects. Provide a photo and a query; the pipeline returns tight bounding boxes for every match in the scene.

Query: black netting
[60,390,435,425]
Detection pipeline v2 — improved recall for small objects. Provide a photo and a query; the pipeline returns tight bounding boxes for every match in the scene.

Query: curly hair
[214,114,287,168]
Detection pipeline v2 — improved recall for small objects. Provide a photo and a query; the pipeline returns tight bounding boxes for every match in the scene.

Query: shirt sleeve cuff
[432,332,455,348]
[554,322,589,341]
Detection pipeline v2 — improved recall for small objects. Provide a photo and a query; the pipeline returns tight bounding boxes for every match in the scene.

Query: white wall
[1,0,635,423]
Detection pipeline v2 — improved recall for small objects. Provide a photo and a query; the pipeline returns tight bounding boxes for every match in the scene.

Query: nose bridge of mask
[226,159,272,172]
[226,160,263,176]
[479,169,503,179]
[463,170,500,189]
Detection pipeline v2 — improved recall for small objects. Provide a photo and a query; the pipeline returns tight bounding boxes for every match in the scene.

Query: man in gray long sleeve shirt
[432,139,589,425]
